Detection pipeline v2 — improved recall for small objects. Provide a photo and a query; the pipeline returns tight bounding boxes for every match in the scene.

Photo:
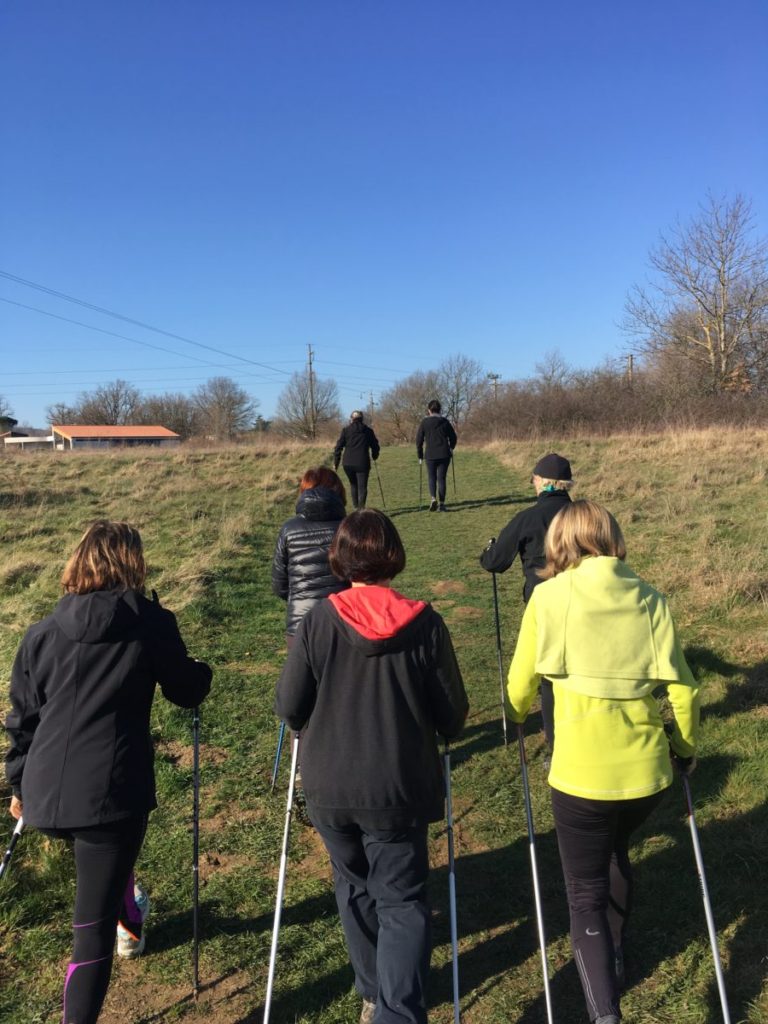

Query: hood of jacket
[533,556,685,685]
[53,588,144,644]
[296,486,346,522]
[328,586,428,650]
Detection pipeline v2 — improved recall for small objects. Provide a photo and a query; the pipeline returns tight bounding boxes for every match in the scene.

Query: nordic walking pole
[490,562,509,746]
[270,721,286,795]
[681,774,732,1023]
[444,741,461,1024]
[263,733,301,1024]
[419,459,423,510]
[516,724,554,1024]
[192,706,201,1001]
[373,460,387,511]
[0,817,23,883]
[451,453,457,499]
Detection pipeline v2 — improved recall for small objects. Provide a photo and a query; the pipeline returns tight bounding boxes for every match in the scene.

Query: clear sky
[1,1,766,428]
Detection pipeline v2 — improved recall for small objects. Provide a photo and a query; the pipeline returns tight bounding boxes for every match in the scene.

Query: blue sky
[1,1,766,427]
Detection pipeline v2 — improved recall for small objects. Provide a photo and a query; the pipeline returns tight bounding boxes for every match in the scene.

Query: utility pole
[307,344,317,439]
[368,390,375,423]
[487,372,501,401]
[626,354,634,390]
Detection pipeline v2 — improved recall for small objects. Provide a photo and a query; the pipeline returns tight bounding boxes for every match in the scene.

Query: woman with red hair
[272,466,350,642]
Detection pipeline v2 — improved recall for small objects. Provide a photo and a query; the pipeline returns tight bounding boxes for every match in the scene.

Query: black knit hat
[532,453,572,481]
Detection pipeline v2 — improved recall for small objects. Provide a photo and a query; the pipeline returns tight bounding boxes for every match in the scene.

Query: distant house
[51,425,181,450]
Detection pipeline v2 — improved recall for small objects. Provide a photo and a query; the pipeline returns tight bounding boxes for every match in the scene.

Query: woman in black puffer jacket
[272,466,350,641]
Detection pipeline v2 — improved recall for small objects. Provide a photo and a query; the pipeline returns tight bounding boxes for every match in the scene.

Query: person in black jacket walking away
[415,400,457,512]
[334,411,381,509]
[5,520,211,1024]
[480,452,573,749]
[276,510,469,1024]
[272,466,350,644]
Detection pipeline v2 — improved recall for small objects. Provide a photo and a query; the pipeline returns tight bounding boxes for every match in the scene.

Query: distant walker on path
[415,400,457,512]
[334,411,381,510]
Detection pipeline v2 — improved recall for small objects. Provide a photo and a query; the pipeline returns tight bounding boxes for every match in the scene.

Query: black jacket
[5,589,212,830]
[271,486,349,635]
[333,421,380,470]
[416,415,457,461]
[275,586,469,830]
[480,489,572,602]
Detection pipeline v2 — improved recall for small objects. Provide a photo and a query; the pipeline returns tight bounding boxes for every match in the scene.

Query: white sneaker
[116,884,150,958]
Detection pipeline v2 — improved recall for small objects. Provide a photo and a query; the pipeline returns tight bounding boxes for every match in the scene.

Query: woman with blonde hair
[5,520,211,1024]
[506,500,699,1024]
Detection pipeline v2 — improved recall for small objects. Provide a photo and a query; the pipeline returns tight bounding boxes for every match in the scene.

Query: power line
[0,297,284,382]
[0,272,292,376]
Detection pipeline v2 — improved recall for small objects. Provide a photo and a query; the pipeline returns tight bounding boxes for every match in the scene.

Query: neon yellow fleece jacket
[506,557,700,801]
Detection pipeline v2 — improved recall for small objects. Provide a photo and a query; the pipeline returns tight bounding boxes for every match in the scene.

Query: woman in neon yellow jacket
[506,500,699,1024]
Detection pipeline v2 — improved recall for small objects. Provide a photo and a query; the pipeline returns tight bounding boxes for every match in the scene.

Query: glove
[333,461,339,471]
[664,723,696,775]
[670,751,697,776]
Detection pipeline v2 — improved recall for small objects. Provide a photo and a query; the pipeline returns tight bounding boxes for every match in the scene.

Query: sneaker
[359,998,376,1024]
[438,503,447,512]
[116,884,150,958]
[429,498,438,512]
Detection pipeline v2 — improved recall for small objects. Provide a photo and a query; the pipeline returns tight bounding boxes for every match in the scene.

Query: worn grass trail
[0,436,767,1023]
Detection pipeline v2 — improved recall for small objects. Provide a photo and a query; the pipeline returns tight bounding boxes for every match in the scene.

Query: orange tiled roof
[52,425,180,439]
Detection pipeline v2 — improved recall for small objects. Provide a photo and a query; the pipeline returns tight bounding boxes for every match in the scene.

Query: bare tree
[77,379,142,424]
[534,349,575,389]
[624,194,768,392]
[194,377,258,440]
[274,370,340,439]
[0,395,16,434]
[140,393,200,440]
[436,354,489,427]
[46,401,82,425]
[376,369,441,443]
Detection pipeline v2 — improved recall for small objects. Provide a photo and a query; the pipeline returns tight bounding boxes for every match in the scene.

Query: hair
[427,399,441,414]
[329,509,406,583]
[61,520,147,595]
[533,476,574,492]
[299,466,347,505]
[540,499,626,579]
[350,410,364,421]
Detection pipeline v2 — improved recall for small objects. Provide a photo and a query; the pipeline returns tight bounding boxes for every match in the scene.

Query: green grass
[1,434,767,1023]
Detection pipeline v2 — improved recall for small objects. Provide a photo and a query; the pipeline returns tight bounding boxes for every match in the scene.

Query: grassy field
[0,431,767,1024]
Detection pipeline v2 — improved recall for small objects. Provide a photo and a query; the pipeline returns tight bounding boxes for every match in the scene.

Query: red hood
[329,586,427,641]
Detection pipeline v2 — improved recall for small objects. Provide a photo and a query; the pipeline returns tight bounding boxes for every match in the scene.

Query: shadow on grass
[388,494,531,517]
[683,644,768,722]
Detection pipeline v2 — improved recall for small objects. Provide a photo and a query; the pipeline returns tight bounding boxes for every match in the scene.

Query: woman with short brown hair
[276,509,468,1024]
[5,520,211,1024]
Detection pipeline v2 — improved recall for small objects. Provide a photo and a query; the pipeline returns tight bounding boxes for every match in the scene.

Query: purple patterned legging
[44,815,147,1024]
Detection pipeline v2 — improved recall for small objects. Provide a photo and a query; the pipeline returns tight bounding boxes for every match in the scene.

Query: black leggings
[43,815,147,1024]
[551,788,663,1021]
[344,466,370,509]
[426,458,450,503]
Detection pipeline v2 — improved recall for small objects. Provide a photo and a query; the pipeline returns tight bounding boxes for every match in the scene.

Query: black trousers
[313,818,431,1023]
[426,458,450,503]
[551,787,663,1022]
[43,815,147,1024]
[344,466,370,508]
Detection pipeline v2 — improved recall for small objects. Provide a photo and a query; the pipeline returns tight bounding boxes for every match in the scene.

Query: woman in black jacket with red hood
[5,520,211,1024]
[276,510,468,1024]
